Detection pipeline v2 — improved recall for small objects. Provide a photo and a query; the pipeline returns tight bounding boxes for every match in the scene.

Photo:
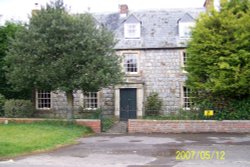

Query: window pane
[83,92,98,109]
[124,23,141,38]
[124,54,137,73]
[183,87,193,109]
[183,52,187,66]
[37,90,51,109]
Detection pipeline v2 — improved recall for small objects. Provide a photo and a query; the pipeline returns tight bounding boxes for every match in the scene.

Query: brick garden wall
[0,118,101,133]
[75,119,101,133]
[128,119,250,133]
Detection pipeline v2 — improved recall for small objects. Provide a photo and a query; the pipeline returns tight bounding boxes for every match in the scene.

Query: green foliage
[144,96,250,120]
[4,0,123,93]
[0,94,6,116]
[145,92,163,116]
[4,0,123,119]
[0,122,91,157]
[0,22,31,99]
[101,117,116,132]
[186,0,250,114]
[144,109,200,120]
[197,96,250,120]
[3,99,34,118]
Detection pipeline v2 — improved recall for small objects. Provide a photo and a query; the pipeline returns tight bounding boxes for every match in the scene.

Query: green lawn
[0,121,92,158]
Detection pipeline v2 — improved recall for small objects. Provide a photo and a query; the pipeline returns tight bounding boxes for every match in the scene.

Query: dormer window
[124,23,141,38]
[179,22,195,38]
[123,14,141,39]
[178,13,195,38]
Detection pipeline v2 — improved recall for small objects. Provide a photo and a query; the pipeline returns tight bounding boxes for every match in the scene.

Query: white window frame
[180,50,188,73]
[123,53,138,74]
[179,22,195,38]
[82,92,99,110]
[36,90,51,110]
[181,86,193,110]
[124,23,141,39]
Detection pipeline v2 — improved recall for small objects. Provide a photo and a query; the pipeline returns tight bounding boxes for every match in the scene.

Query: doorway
[120,88,137,121]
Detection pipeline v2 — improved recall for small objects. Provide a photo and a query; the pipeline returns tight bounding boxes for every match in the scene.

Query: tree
[186,0,250,108]
[4,0,123,119]
[0,22,31,99]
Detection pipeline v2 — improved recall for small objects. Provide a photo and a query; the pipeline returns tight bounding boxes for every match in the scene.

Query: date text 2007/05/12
[176,150,225,160]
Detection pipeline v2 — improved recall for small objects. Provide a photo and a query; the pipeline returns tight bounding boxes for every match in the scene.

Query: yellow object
[204,110,214,116]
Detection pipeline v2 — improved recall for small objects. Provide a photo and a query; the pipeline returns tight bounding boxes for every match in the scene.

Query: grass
[0,121,92,158]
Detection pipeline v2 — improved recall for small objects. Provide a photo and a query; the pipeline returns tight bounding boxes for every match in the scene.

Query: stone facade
[34,7,204,119]
[36,90,82,118]
[114,49,187,114]
[36,49,186,118]
[141,49,186,112]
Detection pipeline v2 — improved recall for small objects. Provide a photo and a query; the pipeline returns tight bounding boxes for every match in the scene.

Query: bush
[144,109,200,120]
[145,92,163,116]
[192,96,250,120]
[144,96,250,120]
[214,97,250,120]
[0,94,6,116]
[4,99,34,118]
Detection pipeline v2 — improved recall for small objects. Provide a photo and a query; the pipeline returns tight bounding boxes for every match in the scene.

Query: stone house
[36,5,204,120]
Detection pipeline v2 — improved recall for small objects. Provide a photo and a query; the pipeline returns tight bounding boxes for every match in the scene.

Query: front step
[106,121,127,134]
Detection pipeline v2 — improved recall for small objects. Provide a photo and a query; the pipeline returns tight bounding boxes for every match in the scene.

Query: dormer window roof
[124,14,141,39]
[178,13,195,38]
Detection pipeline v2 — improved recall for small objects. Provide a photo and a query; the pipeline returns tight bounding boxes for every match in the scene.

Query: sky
[0,0,206,25]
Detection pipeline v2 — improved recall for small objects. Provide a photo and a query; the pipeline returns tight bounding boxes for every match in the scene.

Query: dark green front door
[120,88,137,121]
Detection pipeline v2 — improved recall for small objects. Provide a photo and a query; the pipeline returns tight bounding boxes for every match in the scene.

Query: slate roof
[94,8,205,49]
[178,13,195,23]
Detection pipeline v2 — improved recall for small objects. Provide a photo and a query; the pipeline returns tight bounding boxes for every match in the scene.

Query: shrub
[0,94,6,116]
[4,99,34,118]
[145,92,163,116]
[214,97,250,120]
[144,109,200,120]
[192,96,250,120]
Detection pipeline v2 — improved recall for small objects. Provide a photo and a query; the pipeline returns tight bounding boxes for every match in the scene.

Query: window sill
[124,37,141,40]
[182,107,198,111]
[36,108,51,110]
[181,70,188,74]
[179,36,191,40]
[125,73,140,77]
[82,108,98,111]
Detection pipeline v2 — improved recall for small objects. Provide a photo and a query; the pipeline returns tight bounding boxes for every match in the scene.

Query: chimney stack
[203,0,223,11]
[119,4,128,18]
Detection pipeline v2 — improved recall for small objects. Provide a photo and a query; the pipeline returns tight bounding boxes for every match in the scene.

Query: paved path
[1,133,250,167]
[106,121,127,134]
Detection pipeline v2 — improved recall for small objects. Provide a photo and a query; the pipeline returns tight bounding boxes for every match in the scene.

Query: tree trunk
[31,88,36,109]
[66,90,74,120]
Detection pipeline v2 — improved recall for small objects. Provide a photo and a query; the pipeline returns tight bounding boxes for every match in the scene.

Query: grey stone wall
[116,49,186,114]
[140,49,186,113]
[35,48,186,117]
[36,90,83,118]
[51,90,82,117]
[99,87,115,116]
